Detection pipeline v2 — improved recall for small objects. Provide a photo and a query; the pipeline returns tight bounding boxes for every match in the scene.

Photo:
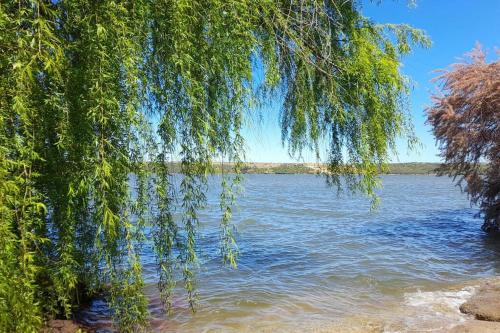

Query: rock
[42,319,84,333]
[460,280,500,322]
[448,320,500,333]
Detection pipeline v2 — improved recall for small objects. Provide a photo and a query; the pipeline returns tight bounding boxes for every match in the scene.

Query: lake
[80,175,500,332]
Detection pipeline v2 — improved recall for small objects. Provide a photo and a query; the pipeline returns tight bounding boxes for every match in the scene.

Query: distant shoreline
[241,162,442,175]
[160,162,443,175]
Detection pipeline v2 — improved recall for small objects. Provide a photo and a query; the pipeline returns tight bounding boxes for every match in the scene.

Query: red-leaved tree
[427,44,499,232]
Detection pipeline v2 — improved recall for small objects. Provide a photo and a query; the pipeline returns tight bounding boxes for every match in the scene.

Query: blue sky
[243,0,500,163]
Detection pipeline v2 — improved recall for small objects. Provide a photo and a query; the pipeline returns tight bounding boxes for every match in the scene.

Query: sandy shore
[42,277,500,333]
[281,277,500,333]
[448,278,500,333]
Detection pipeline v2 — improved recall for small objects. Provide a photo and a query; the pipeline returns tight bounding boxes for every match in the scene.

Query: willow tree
[0,1,429,331]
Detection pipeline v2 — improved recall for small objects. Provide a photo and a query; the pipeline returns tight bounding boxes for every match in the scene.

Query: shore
[450,278,500,332]
[339,277,500,333]
[43,277,500,333]
[157,162,443,175]
[240,162,441,175]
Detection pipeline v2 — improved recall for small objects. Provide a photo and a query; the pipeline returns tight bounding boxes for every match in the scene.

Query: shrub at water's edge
[427,45,499,233]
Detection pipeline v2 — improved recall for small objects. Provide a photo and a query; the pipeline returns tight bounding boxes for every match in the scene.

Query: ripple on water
[78,175,500,332]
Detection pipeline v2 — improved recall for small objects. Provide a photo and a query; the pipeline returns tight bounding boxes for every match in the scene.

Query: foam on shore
[394,285,477,331]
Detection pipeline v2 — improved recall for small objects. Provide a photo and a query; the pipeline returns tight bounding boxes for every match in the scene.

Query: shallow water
[80,175,500,332]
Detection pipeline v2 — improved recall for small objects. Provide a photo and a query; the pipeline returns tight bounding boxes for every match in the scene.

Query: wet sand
[384,277,500,333]
[449,278,500,332]
[43,277,500,332]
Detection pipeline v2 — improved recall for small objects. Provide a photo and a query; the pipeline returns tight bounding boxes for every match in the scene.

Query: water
[80,175,500,332]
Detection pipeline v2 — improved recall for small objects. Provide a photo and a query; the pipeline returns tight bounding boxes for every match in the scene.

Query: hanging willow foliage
[0,0,429,331]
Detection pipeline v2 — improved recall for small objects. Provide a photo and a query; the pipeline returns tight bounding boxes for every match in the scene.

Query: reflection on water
[78,175,500,332]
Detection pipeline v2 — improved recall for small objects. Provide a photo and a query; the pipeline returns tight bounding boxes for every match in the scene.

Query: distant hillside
[384,163,441,175]
[241,162,441,175]
[158,162,442,175]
